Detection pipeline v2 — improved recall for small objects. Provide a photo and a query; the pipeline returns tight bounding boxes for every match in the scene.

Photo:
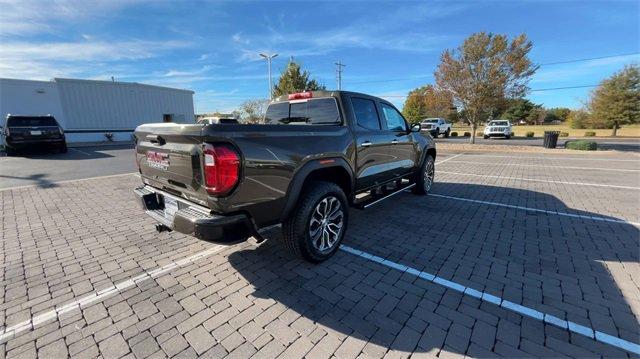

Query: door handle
[360,141,372,148]
[390,139,398,144]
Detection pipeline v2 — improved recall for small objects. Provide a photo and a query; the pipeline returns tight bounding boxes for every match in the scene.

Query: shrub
[566,140,597,151]
[463,132,471,137]
[584,131,596,137]
[525,131,535,137]
[450,131,458,137]
[559,132,569,137]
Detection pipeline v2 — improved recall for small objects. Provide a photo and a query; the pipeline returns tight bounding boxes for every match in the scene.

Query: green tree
[588,64,640,136]
[272,59,325,98]
[435,32,538,143]
[567,109,590,129]
[548,107,571,122]
[503,98,537,124]
[402,85,455,122]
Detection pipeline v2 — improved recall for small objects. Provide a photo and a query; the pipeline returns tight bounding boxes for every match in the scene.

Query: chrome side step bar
[354,182,416,210]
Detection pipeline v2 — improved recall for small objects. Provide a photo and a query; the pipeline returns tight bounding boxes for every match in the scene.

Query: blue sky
[1,0,638,113]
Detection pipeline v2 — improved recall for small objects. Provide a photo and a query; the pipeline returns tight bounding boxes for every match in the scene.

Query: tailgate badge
[146,151,170,170]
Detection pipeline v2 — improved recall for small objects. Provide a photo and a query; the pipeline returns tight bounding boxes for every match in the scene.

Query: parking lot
[1,148,639,358]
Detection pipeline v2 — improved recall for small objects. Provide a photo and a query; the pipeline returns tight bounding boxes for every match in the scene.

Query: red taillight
[288,92,313,100]
[203,143,240,195]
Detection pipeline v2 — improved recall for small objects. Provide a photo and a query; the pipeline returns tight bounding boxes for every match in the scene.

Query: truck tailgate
[135,123,208,204]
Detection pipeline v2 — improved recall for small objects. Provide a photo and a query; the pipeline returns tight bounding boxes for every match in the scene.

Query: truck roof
[272,90,387,103]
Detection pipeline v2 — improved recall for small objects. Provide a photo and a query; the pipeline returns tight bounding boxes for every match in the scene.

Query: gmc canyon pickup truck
[134,91,436,262]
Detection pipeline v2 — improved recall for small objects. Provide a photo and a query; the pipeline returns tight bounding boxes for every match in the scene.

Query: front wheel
[413,154,435,195]
[505,135,511,139]
[444,129,450,138]
[282,181,348,262]
[483,135,489,139]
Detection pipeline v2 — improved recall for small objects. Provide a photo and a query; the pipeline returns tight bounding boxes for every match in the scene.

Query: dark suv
[2,115,67,155]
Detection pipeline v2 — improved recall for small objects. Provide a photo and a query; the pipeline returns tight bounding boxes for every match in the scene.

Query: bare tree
[435,32,538,143]
[235,99,269,124]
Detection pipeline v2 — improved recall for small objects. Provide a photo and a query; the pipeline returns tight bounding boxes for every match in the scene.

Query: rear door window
[351,98,381,130]
[7,116,58,127]
[265,103,289,123]
[265,98,341,125]
[380,104,407,132]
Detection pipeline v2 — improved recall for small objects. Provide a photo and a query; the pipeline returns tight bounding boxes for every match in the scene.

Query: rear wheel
[413,154,435,195]
[483,135,489,139]
[505,135,511,139]
[282,181,348,262]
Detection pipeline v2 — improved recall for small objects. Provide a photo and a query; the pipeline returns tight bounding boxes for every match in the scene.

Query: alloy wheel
[308,196,344,253]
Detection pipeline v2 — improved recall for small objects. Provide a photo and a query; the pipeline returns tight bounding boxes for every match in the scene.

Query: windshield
[422,119,439,123]
[6,116,58,127]
[265,98,341,125]
[489,121,509,126]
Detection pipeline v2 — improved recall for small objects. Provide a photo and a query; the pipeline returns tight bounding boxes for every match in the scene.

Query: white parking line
[339,245,640,355]
[0,172,138,192]
[69,147,92,156]
[0,245,227,344]
[443,160,640,173]
[435,152,465,165]
[430,193,640,227]
[461,154,640,162]
[438,171,640,190]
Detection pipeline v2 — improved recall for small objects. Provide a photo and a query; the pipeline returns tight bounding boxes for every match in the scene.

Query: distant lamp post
[259,53,278,100]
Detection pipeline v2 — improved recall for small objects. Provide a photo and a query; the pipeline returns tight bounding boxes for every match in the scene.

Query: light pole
[259,53,278,100]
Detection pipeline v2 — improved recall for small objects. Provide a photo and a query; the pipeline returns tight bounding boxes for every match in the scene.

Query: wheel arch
[281,158,354,220]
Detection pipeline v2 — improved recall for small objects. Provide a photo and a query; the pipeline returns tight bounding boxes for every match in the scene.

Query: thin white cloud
[0,0,140,36]
[532,54,640,84]
[0,39,192,81]
[232,3,466,62]
[1,40,190,62]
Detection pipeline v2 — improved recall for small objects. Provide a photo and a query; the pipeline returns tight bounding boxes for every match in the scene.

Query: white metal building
[0,78,194,144]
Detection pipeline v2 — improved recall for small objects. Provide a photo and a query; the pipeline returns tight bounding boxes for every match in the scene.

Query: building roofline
[53,77,195,94]
[0,77,194,94]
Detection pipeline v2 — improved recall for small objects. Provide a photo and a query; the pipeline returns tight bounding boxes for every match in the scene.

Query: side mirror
[410,123,421,133]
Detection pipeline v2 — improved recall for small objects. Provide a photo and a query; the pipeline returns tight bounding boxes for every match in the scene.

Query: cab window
[264,98,341,125]
[380,104,407,131]
[351,97,381,130]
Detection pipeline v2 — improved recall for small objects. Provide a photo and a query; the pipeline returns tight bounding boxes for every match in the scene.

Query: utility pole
[335,61,345,90]
[259,53,278,100]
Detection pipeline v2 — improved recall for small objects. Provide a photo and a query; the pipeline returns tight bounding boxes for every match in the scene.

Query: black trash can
[543,131,560,148]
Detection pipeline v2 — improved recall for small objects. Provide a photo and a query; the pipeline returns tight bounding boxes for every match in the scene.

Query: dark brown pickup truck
[134,90,436,262]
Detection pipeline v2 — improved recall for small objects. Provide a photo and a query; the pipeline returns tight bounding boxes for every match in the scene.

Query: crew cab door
[350,96,397,189]
[379,102,417,177]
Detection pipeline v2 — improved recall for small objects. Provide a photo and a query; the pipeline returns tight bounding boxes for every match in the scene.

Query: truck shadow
[227,182,639,356]
[0,173,58,189]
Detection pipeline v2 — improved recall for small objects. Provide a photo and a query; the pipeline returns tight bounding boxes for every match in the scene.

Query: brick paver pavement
[0,151,638,358]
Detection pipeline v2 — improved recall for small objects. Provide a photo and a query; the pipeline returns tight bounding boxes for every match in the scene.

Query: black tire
[4,146,14,156]
[444,129,450,138]
[60,144,68,153]
[505,135,511,139]
[435,128,440,138]
[483,135,489,139]
[282,181,348,263]
[413,154,435,195]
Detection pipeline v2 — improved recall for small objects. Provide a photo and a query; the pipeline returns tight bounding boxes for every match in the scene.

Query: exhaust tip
[155,224,172,233]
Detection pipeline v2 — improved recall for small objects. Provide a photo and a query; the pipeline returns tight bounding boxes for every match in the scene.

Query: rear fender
[280,158,354,220]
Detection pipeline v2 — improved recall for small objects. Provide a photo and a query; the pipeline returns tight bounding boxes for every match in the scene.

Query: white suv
[483,120,513,139]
